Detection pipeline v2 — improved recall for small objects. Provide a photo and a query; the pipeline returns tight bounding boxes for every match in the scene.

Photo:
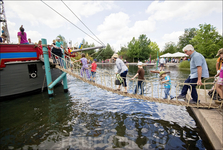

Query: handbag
[115,79,121,85]
[115,74,123,85]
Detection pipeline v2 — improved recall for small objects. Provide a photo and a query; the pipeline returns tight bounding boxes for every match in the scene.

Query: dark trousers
[120,70,128,87]
[181,76,199,102]
[134,81,144,95]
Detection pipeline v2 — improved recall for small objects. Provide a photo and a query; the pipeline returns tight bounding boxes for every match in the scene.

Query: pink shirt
[17,32,28,44]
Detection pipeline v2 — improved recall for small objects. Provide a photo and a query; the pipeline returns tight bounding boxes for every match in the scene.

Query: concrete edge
[191,108,222,150]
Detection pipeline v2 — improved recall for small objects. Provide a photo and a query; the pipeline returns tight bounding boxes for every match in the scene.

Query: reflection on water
[0,64,210,149]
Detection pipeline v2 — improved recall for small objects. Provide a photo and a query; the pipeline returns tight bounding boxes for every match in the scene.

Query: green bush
[179,61,190,68]
[179,58,218,76]
[206,58,217,76]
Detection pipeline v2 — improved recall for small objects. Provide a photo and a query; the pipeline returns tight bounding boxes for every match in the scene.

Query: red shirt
[91,62,97,72]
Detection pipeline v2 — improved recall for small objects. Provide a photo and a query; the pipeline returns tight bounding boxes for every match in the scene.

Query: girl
[74,53,90,79]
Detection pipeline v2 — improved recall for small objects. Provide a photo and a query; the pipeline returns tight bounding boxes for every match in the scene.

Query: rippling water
[0,64,211,149]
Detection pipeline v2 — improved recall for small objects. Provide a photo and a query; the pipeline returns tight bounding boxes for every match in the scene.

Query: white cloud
[96,12,156,51]
[146,1,222,21]
[162,31,184,42]
[5,1,115,29]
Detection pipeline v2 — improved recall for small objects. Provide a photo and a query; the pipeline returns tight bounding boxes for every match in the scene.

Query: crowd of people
[1,25,222,104]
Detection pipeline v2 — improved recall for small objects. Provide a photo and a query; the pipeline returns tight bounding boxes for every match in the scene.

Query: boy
[89,59,97,82]
[131,62,145,95]
[159,71,175,100]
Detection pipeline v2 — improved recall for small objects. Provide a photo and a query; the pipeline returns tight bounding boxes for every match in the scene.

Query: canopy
[160,53,173,57]
[160,52,188,58]
[171,52,188,57]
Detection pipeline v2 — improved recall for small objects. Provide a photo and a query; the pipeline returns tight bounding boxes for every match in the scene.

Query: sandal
[215,99,223,104]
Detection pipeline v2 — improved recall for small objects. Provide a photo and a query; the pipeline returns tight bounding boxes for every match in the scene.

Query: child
[159,71,175,100]
[131,62,145,95]
[89,59,97,82]
[215,49,223,104]
[74,53,90,79]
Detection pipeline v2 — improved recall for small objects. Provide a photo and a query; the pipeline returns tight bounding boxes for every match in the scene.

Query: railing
[43,51,222,109]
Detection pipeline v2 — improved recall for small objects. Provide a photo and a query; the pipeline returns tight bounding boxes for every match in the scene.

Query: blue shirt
[164,75,171,89]
[55,41,62,48]
[189,51,209,79]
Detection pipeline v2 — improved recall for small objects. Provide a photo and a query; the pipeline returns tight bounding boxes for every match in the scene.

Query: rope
[40,51,222,109]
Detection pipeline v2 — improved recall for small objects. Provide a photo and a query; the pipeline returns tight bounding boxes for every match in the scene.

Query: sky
[3,0,223,52]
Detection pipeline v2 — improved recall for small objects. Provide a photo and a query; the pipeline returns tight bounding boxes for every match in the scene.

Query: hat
[93,59,97,61]
[159,71,166,77]
[56,37,60,40]
[137,62,143,66]
[216,48,223,56]
[112,53,118,58]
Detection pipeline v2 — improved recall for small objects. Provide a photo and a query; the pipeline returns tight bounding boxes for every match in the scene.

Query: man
[159,57,165,71]
[28,38,34,44]
[112,53,128,93]
[177,44,209,103]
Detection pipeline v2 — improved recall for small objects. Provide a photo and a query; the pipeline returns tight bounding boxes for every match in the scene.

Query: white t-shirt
[160,58,165,64]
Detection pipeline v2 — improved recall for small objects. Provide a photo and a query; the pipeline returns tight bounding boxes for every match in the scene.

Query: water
[0,64,211,149]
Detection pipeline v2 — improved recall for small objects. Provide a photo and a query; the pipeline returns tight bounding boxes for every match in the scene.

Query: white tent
[160,53,174,57]
[171,52,188,57]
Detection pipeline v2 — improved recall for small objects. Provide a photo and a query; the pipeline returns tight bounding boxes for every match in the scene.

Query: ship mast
[0,0,10,43]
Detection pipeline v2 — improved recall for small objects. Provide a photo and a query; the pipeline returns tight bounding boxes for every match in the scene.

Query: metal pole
[62,50,68,93]
[156,51,158,70]
[42,38,53,97]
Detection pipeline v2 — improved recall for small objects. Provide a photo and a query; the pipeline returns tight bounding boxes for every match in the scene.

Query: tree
[56,35,68,49]
[95,43,114,60]
[81,39,96,56]
[162,42,177,54]
[118,46,128,61]
[127,34,151,62]
[148,41,160,60]
[190,23,223,58]
[177,28,197,52]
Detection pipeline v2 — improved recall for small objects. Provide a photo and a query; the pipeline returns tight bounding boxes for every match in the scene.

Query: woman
[112,53,128,93]
[17,25,29,44]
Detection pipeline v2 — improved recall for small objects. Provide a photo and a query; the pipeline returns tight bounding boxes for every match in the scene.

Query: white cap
[137,62,143,66]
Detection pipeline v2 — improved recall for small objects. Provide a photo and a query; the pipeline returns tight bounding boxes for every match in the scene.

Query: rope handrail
[39,51,222,109]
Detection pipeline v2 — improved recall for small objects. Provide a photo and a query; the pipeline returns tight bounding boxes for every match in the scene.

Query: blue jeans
[120,70,128,87]
[181,76,200,102]
[164,88,174,99]
[134,81,144,95]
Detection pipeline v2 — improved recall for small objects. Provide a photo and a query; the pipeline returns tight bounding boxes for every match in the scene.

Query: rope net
[40,51,222,109]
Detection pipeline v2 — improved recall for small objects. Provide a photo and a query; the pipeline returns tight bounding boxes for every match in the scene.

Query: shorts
[91,71,96,78]
[160,63,164,67]
[217,77,223,85]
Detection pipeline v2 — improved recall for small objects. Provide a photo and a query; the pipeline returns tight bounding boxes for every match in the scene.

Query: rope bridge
[40,52,222,109]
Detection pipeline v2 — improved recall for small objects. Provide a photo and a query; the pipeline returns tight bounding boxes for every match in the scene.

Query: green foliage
[95,43,114,60]
[179,58,218,76]
[57,35,67,49]
[206,58,218,76]
[82,39,96,56]
[148,41,160,60]
[179,60,190,68]
[177,28,197,52]
[190,23,223,58]
[118,46,128,61]
[127,34,151,62]
[162,42,177,54]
